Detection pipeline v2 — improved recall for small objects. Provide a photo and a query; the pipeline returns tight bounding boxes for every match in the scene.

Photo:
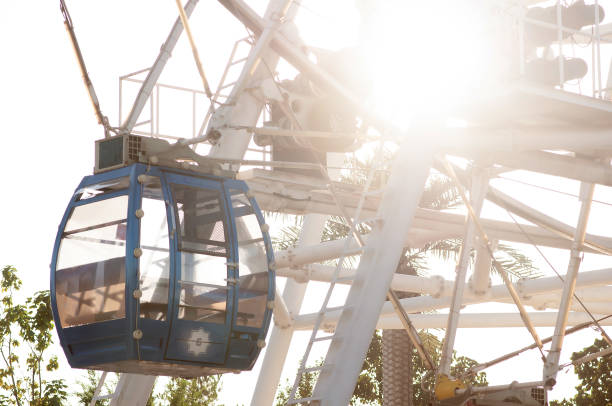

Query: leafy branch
[0,266,67,406]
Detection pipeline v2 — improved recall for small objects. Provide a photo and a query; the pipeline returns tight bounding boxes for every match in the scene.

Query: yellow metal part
[435,374,467,401]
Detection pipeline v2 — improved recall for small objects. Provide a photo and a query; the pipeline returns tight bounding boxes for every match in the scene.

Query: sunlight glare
[363,1,499,126]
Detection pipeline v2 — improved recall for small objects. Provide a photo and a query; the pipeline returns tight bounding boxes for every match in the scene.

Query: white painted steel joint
[432,275,445,298]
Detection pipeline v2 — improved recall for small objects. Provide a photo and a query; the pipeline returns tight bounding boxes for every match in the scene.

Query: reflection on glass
[56,195,128,327]
[231,192,269,328]
[179,253,227,323]
[64,196,129,234]
[76,177,130,200]
[139,179,170,321]
[172,184,227,256]
[172,183,229,324]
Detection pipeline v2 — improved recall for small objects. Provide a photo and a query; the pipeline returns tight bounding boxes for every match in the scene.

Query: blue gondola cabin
[50,162,275,377]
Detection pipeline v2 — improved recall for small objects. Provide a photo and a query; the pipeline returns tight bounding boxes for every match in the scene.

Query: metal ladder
[90,372,157,406]
[89,372,114,405]
[197,37,254,138]
[286,147,385,405]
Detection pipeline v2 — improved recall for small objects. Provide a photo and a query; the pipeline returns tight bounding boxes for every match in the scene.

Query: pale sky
[1,1,612,404]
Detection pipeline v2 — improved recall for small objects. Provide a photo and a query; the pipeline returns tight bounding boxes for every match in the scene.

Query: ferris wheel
[51,0,612,405]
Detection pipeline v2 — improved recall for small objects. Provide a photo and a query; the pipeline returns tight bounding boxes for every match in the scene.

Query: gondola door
[164,174,234,365]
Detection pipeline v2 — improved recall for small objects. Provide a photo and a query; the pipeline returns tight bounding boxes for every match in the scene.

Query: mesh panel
[231,191,269,328]
[127,135,141,161]
[531,388,546,405]
[171,184,227,256]
[382,330,413,406]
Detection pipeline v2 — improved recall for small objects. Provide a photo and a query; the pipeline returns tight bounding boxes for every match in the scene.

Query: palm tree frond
[419,239,463,263]
[420,176,462,210]
[273,224,302,250]
[493,243,540,280]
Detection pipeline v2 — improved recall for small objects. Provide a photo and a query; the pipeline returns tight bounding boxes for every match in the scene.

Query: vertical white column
[439,169,488,376]
[468,170,492,296]
[311,140,433,406]
[110,374,157,406]
[470,239,495,296]
[543,182,594,386]
[251,153,343,405]
[208,0,300,161]
[251,214,328,405]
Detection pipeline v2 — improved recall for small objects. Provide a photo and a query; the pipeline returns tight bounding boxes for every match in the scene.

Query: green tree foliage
[75,371,129,406]
[273,332,382,406]
[158,376,222,406]
[551,338,612,406]
[0,265,67,406]
[572,338,612,405]
[404,332,487,406]
[76,370,106,406]
[77,372,219,406]
[549,400,574,406]
[274,331,487,405]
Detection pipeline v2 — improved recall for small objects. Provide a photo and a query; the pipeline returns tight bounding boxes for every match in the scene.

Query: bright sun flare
[360,1,501,125]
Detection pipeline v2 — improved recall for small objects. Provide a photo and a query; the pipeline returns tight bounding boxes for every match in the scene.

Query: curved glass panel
[231,191,269,328]
[55,195,128,328]
[172,185,227,256]
[171,184,228,324]
[139,178,170,321]
[179,254,228,323]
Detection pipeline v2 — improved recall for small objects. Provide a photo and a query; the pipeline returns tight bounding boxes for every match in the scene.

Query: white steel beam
[482,151,612,187]
[216,0,389,131]
[244,176,612,253]
[254,153,346,404]
[277,265,449,296]
[279,266,612,307]
[310,140,433,405]
[435,127,612,154]
[208,0,300,159]
[471,239,494,295]
[371,312,612,330]
[439,169,489,375]
[292,266,612,330]
[486,184,612,255]
[449,161,612,256]
[544,183,595,386]
[110,374,156,406]
[290,311,612,331]
[273,228,450,269]
[506,299,612,315]
[272,286,292,328]
[520,286,612,305]
[252,214,328,405]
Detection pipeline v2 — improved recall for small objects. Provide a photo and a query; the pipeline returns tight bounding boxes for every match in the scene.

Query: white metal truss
[81,0,612,405]
[89,372,156,406]
[543,182,595,385]
[285,142,387,405]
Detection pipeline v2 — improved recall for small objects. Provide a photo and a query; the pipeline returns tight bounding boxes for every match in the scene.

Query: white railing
[511,0,610,99]
[118,68,208,140]
[117,37,270,162]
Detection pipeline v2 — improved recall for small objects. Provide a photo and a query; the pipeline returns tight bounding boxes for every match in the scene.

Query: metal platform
[238,168,612,253]
[459,81,612,128]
